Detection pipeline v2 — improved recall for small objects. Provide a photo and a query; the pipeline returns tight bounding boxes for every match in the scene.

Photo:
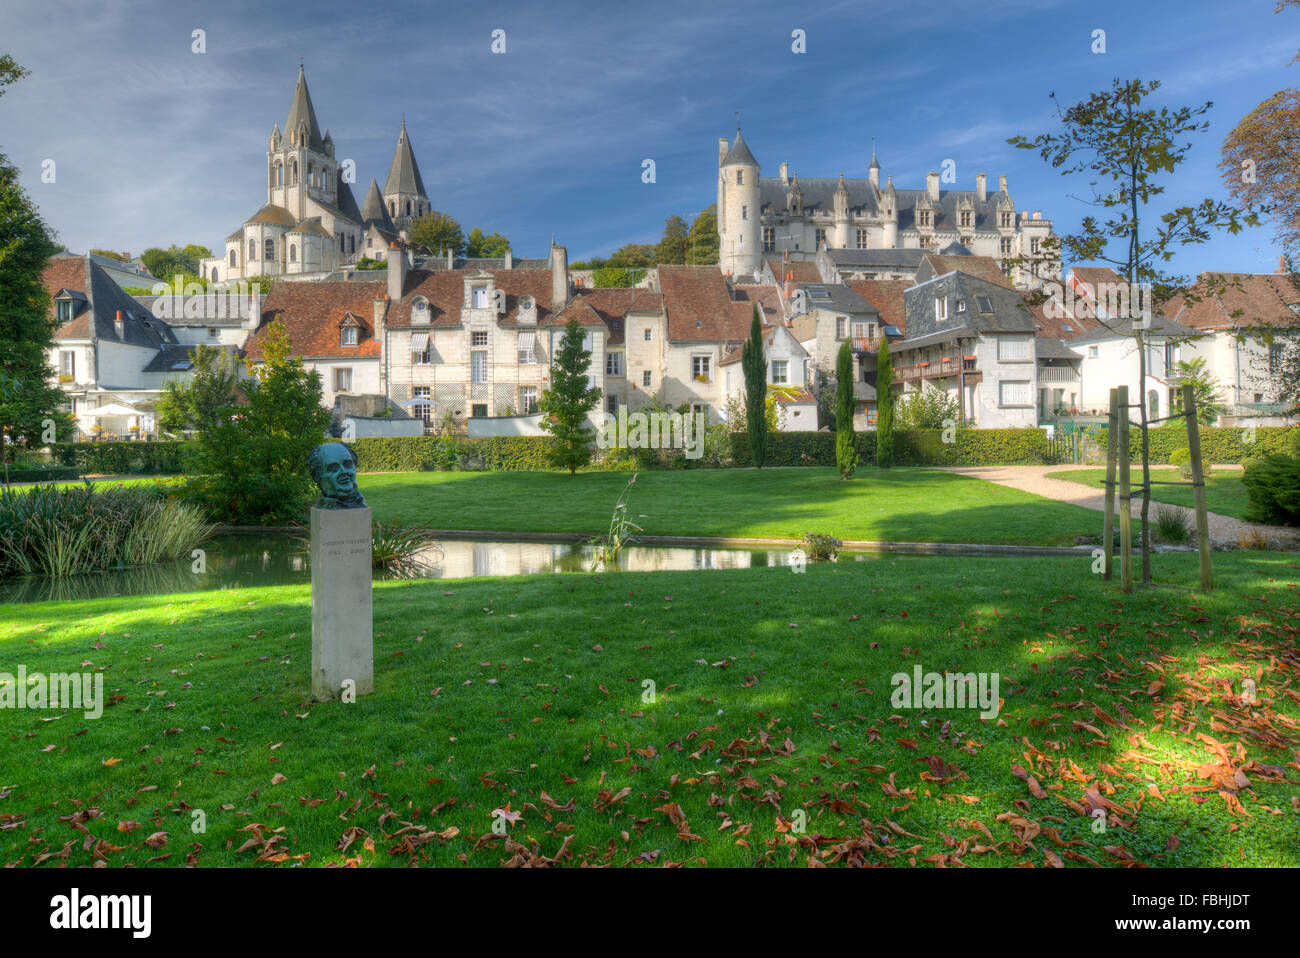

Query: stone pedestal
[310,506,373,701]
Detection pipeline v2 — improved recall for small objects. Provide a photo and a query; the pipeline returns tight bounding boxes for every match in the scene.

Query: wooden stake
[1116,385,1133,593]
[1103,389,1118,580]
[1183,384,1214,591]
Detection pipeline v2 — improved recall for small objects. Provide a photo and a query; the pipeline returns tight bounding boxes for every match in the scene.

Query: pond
[0,533,873,605]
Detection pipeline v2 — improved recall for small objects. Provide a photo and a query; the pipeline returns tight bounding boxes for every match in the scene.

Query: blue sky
[2,0,1296,276]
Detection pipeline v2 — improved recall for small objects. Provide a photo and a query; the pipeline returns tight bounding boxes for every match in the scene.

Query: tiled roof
[920,253,1010,289]
[733,284,783,326]
[1035,337,1082,361]
[1162,272,1300,330]
[848,279,911,335]
[765,258,820,284]
[247,279,386,359]
[386,269,556,329]
[556,288,663,345]
[658,265,754,342]
[289,218,332,237]
[245,204,297,228]
[45,256,173,348]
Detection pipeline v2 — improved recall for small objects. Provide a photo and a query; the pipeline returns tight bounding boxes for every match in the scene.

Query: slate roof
[284,66,325,153]
[45,256,174,348]
[247,279,386,359]
[334,174,363,225]
[720,131,758,167]
[1068,313,1198,343]
[918,253,1010,289]
[797,281,876,315]
[360,178,397,233]
[245,204,297,228]
[903,271,1039,344]
[827,248,926,271]
[760,180,1012,232]
[289,217,332,237]
[384,120,427,198]
[657,265,755,342]
[1035,337,1083,361]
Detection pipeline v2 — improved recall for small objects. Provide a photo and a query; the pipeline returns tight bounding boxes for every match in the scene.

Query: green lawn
[359,468,1105,546]
[2,551,1296,868]
[1045,467,1250,521]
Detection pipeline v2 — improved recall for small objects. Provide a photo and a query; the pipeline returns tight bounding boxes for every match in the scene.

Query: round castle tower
[717,129,760,278]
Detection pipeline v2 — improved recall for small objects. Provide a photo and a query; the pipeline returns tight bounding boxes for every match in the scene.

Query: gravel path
[940,464,1299,549]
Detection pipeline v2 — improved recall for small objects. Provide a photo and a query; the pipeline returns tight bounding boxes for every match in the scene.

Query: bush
[802,532,841,562]
[1093,426,1298,464]
[1241,447,1300,526]
[47,441,192,475]
[1154,505,1191,543]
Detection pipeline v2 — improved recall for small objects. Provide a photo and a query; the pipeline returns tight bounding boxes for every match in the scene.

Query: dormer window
[935,297,948,322]
[341,327,358,347]
[917,210,931,228]
[959,211,972,228]
[57,300,72,323]
[1000,212,1013,229]
[472,286,488,308]
[412,297,430,324]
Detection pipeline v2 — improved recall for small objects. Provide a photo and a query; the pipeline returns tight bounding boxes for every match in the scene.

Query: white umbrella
[82,402,144,418]
[404,397,433,407]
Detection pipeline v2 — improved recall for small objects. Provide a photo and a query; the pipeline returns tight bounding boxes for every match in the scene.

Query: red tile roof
[733,284,783,327]
[247,279,386,359]
[765,258,820,284]
[555,288,664,345]
[658,265,754,342]
[921,253,1010,289]
[387,269,557,328]
[848,279,911,334]
[1162,272,1300,330]
[44,257,92,338]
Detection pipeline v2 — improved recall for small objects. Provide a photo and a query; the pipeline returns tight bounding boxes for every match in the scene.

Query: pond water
[0,534,872,605]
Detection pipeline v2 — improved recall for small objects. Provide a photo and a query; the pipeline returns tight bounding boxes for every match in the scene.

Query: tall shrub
[539,317,601,475]
[835,340,857,478]
[741,306,768,469]
[875,338,895,470]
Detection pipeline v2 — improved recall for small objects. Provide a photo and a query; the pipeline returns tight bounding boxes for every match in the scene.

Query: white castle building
[716,129,1058,290]
[201,67,430,284]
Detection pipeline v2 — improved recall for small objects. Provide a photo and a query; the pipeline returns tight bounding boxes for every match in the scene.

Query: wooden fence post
[1103,389,1118,580]
[1182,384,1214,591]
[1116,385,1133,593]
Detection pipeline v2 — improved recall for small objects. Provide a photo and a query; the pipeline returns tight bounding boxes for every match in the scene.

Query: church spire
[285,65,324,151]
[383,119,428,200]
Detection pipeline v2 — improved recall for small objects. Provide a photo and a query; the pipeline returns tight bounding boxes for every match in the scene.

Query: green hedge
[2,466,81,483]
[352,436,562,472]
[47,442,193,475]
[1092,426,1298,464]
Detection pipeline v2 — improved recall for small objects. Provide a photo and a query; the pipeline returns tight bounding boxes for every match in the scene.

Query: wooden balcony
[850,336,883,354]
[893,356,980,383]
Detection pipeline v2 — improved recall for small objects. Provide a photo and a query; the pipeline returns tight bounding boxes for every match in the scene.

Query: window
[413,385,432,424]
[264,238,275,261]
[56,300,72,322]
[1030,237,1041,255]
[471,330,488,347]
[642,370,652,387]
[815,228,826,249]
[472,404,488,418]
[1000,212,1012,228]
[736,170,744,185]
[771,360,788,384]
[692,355,711,382]
[471,351,488,383]
[583,331,594,351]
[1000,237,1013,256]
[410,331,429,364]
[644,327,652,341]
[341,327,358,347]
[741,205,748,221]
[956,300,966,314]
[472,287,488,308]
[690,402,710,421]
[976,295,993,313]
[207,327,218,339]
[999,380,1031,406]
[59,351,75,378]
[917,210,931,227]
[836,316,846,340]
[606,352,623,376]
[289,244,297,263]
[1088,345,1099,358]
[606,395,618,415]
[517,331,535,364]
[229,249,237,268]
[334,368,352,393]
[762,228,775,252]
[935,297,948,322]
[412,298,429,324]
[520,386,538,414]
[856,228,868,249]
[249,239,257,262]
[960,210,972,228]
[997,336,1031,361]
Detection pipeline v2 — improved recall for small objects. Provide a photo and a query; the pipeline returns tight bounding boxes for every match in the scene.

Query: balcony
[850,336,883,354]
[1038,365,1081,383]
[893,356,979,383]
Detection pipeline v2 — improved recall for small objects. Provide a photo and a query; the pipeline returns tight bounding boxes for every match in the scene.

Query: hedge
[1089,426,1298,464]
[47,442,193,475]
[353,428,1065,472]
[2,466,81,484]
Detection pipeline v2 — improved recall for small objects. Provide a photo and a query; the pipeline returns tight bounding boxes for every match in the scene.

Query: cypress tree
[835,340,857,478]
[875,338,894,470]
[741,305,768,468]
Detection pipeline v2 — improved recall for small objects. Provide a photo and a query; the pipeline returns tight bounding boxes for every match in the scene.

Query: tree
[409,211,465,257]
[591,267,646,288]
[466,228,510,258]
[90,249,130,262]
[0,60,64,474]
[875,338,894,470]
[897,388,963,430]
[607,243,655,268]
[539,318,601,475]
[835,340,857,479]
[656,215,689,265]
[1221,89,1300,256]
[1010,78,1255,586]
[686,205,720,265]
[188,320,331,524]
[1169,357,1224,425]
[741,306,769,468]
[140,244,208,281]
[156,343,240,435]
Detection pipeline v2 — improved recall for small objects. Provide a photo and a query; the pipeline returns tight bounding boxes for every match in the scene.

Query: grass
[1,551,1297,868]
[1045,467,1250,521]
[358,468,1105,546]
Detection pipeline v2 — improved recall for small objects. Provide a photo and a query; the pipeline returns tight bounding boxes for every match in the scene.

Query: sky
[2,0,1297,276]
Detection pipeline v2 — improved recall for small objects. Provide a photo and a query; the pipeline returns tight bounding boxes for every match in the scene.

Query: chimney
[114,309,124,339]
[976,173,987,204]
[926,171,940,202]
[718,137,730,168]
[446,247,453,269]
[779,162,789,186]
[246,288,261,331]
[386,242,406,301]
[373,296,387,337]
[1032,211,1041,220]
[504,249,513,269]
[998,174,1008,194]
[550,244,569,309]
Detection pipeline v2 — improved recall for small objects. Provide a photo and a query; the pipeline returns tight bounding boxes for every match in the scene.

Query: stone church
[201,68,430,284]
[716,129,1058,290]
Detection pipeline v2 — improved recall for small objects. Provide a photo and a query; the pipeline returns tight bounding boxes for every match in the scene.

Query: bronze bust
[308,442,367,510]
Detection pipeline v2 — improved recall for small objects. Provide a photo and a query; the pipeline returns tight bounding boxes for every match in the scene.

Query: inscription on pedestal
[310,506,373,701]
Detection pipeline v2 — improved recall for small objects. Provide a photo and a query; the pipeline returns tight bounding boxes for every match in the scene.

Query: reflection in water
[0,534,865,605]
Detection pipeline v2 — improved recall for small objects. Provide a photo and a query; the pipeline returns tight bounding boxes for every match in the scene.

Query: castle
[715,129,1057,290]
[200,67,430,284]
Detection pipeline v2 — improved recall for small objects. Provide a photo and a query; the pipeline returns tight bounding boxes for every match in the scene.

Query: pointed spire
[361,178,396,232]
[870,138,880,170]
[836,172,847,191]
[285,66,324,151]
[721,128,758,167]
[384,120,428,200]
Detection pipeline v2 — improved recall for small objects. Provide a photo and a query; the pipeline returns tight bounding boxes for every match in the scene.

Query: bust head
[308,442,367,509]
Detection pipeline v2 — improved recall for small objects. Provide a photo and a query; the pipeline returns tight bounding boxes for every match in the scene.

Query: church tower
[267,66,338,220]
[383,120,430,234]
[717,127,760,278]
